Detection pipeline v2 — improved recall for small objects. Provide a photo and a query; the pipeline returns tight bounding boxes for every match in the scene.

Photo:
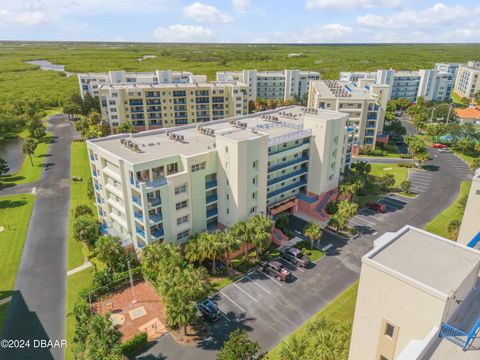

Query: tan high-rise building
[349,226,480,360]
[453,61,480,99]
[97,82,248,131]
[307,80,389,148]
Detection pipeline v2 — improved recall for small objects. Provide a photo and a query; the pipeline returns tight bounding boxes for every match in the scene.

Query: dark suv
[281,246,311,267]
[261,259,292,281]
[196,299,221,322]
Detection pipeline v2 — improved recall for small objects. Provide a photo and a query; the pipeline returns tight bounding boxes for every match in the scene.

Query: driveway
[0,115,73,360]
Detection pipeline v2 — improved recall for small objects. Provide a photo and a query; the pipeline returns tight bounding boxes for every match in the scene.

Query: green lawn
[0,133,52,187]
[369,163,408,188]
[0,302,9,334]
[210,274,239,294]
[425,181,472,240]
[0,194,35,300]
[295,241,325,262]
[268,281,358,359]
[67,141,95,270]
[65,267,94,360]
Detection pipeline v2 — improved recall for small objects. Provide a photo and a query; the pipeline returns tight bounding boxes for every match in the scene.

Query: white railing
[268,129,312,146]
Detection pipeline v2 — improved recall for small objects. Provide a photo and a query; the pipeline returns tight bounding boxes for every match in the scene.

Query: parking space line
[217,309,231,322]
[379,198,404,208]
[351,216,375,226]
[411,184,428,190]
[359,208,387,220]
[321,244,333,251]
[233,283,258,302]
[409,176,431,182]
[245,274,272,294]
[220,291,246,312]
[255,269,284,287]
[279,257,305,272]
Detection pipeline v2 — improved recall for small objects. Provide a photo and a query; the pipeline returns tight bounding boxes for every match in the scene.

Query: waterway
[0,137,24,174]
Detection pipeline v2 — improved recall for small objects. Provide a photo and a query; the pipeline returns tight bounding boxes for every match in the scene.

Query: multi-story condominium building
[307,80,389,148]
[349,225,480,360]
[417,69,455,102]
[453,61,480,99]
[78,70,208,99]
[458,168,480,247]
[341,65,457,102]
[86,106,349,249]
[216,69,320,101]
[97,82,248,131]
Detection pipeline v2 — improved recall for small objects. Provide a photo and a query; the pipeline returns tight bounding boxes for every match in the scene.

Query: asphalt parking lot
[408,168,433,194]
[433,150,473,180]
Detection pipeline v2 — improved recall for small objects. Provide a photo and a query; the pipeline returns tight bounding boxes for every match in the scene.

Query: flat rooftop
[311,80,378,100]
[88,106,346,164]
[368,226,480,295]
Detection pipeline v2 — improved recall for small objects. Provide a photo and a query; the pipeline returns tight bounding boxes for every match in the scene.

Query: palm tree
[233,221,255,261]
[84,314,123,360]
[303,222,322,250]
[251,226,270,260]
[221,229,240,271]
[337,200,358,231]
[327,216,340,232]
[22,137,38,166]
[279,334,308,360]
[94,235,126,273]
[184,234,202,264]
[165,290,196,337]
[203,230,225,275]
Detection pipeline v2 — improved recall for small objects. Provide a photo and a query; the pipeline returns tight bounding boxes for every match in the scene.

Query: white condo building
[87,106,351,249]
[78,70,208,99]
[216,69,320,101]
[457,168,480,248]
[307,80,389,148]
[350,225,480,360]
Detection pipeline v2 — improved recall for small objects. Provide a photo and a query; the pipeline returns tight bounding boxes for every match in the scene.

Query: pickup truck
[281,247,311,267]
[261,260,292,281]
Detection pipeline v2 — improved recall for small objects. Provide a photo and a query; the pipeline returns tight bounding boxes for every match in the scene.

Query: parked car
[438,148,452,153]
[196,299,221,322]
[281,247,311,267]
[432,143,447,149]
[395,111,402,116]
[260,259,292,281]
[367,201,386,213]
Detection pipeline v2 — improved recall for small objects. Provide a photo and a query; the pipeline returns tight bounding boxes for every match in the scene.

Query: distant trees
[118,121,136,134]
[74,111,110,140]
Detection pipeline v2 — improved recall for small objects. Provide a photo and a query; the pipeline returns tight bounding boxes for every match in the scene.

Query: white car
[438,148,452,153]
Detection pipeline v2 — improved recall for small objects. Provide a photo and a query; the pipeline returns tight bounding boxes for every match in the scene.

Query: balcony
[134,210,143,222]
[145,178,167,189]
[132,195,141,206]
[268,179,307,198]
[93,169,97,177]
[206,194,218,204]
[268,155,309,173]
[147,197,161,207]
[268,167,308,186]
[151,228,164,238]
[135,226,145,238]
[205,180,217,189]
[206,208,218,218]
[90,154,95,161]
[149,213,163,223]
[94,183,100,191]
[268,141,309,156]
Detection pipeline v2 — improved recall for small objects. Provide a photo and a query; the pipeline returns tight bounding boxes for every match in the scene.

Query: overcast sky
[0,0,479,43]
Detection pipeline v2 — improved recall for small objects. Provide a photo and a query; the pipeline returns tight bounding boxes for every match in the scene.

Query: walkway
[66,262,92,277]
[0,115,73,360]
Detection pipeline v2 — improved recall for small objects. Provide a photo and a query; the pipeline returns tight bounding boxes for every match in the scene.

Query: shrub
[325,201,338,215]
[121,332,148,357]
[73,204,94,218]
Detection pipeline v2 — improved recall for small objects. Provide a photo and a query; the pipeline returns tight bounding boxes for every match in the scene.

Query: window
[250,206,256,214]
[226,194,229,200]
[225,146,229,153]
[177,215,189,225]
[253,160,257,168]
[385,323,395,338]
[191,162,206,172]
[177,230,189,241]
[227,208,229,214]
[175,184,187,195]
[176,200,188,210]
[252,192,256,199]
[252,177,256,184]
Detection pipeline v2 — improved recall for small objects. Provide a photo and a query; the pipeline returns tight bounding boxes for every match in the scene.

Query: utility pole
[446,103,452,124]
[429,107,435,123]
[127,260,137,304]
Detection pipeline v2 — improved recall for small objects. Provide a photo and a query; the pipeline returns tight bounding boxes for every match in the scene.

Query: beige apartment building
[454,61,480,99]
[457,168,480,247]
[87,106,350,249]
[97,82,248,131]
[307,80,389,148]
[349,225,480,360]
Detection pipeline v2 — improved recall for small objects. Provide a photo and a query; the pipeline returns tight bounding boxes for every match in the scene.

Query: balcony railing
[148,197,161,207]
[151,228,164,238]
[205,180,218,189]
[268,155,309,173]
[206,194,218,204]
[268,167,308,186]
[268,141,309,156]
[268,179,307,198]
[134,211,143,221]
[135,226,145,238]
[132,195,141,206]
[206,208,218,218]
[90,154,95,161]
[93,170,97,177]
[94,184,100,191]
[149,213,163,223]
[145,178,167,189]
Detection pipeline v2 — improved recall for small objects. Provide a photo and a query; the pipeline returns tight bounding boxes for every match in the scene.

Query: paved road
[0,115,73,360]
[137,116,473,360]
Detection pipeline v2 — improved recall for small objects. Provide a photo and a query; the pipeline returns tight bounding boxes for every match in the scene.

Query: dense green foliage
[121,332,148,357]
[217,329,264,360]
[1,43,480,107]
